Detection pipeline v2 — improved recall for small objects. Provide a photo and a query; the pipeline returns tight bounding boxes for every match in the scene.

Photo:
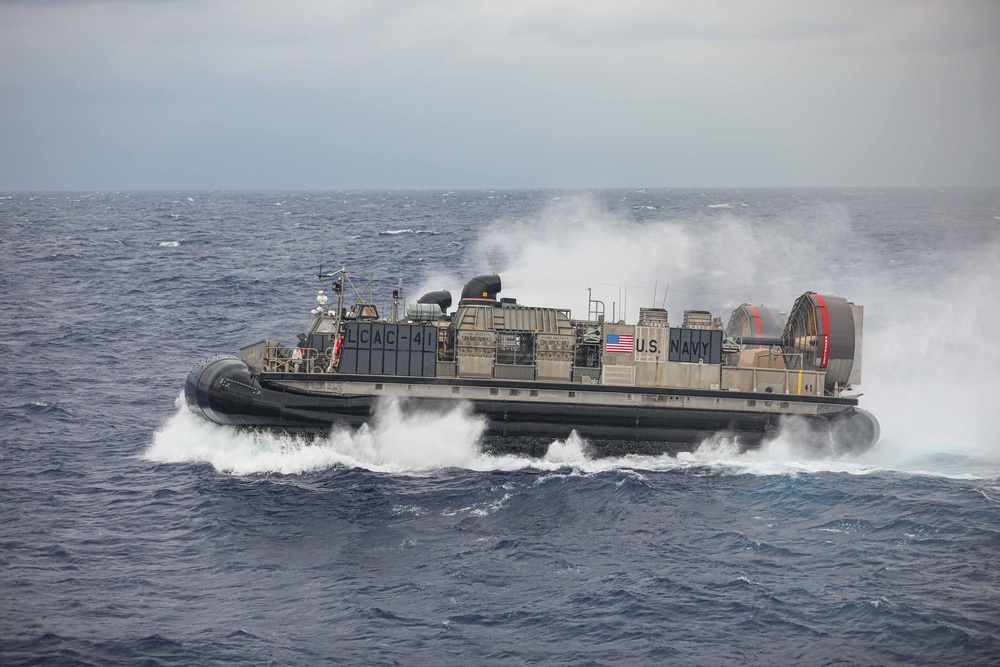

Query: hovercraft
[185,269,879,457]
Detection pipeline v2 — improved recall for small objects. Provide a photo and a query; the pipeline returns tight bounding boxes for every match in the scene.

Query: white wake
[146,395,998,480]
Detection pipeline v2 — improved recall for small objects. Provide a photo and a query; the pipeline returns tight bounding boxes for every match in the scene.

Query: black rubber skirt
[185,357,879,457]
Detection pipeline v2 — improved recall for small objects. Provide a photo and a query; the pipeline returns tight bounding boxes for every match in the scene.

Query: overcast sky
[1,0,998,190]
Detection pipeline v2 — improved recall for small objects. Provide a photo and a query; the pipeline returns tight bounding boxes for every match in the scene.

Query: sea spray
[148,393,996,480]
[147,394,487,474]
[420,195,869,324]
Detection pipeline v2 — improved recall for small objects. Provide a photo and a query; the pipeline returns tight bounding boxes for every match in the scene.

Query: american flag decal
[606,334,634,353]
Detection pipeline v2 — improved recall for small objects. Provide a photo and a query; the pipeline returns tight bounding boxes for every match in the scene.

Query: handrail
[262,343,329,374]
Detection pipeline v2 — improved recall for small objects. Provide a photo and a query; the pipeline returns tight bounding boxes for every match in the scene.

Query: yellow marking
[797,369,803,394]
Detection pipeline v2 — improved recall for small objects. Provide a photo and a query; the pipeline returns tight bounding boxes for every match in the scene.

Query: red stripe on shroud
[747,305,764,336]
[813,293,831,368]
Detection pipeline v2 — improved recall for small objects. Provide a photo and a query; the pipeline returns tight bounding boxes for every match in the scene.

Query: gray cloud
[1,0,998,189]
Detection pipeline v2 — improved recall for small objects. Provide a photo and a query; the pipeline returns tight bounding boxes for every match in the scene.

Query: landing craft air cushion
[185,270,880,457]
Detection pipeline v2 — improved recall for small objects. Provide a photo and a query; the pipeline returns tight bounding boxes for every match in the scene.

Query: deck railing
[240,340,334,374]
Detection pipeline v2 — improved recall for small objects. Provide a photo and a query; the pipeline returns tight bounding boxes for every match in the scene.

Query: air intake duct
[417,290,453,313]
[459,274,502,305]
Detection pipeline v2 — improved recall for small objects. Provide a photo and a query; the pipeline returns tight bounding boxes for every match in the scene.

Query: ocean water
[2,188,999,665]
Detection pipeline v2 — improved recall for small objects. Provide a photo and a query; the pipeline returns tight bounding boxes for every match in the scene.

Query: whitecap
[378,229,439,236]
